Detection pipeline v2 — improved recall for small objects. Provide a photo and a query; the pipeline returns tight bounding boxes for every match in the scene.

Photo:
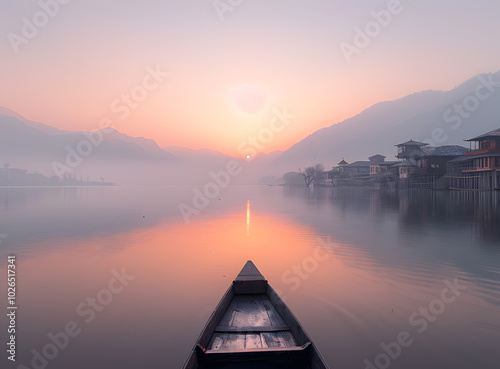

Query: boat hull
[182,261,329,369]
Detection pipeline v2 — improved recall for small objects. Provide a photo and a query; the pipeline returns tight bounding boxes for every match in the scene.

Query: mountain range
[1,70,499,184]
[273,71,500,171]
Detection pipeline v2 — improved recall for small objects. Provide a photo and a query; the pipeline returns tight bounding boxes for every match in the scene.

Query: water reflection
[282,187,500,243]
[396,190,500,243]
[0,205,339,369]
[0,186,499,369]
[281,187,500,298]
[246,199,250,236]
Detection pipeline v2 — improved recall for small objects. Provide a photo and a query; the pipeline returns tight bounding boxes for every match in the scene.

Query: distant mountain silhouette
[2,70,500,183]
[165,146,232,159]
[0,106,67,135]
[103,128,175,158]
[0,115,177,180]
[272,71,500,172]
[0,109,279,184]
[0,106,175,160]
[165,146,283,163]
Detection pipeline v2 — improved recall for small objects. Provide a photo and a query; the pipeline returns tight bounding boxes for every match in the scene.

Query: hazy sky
[1,0,500,156]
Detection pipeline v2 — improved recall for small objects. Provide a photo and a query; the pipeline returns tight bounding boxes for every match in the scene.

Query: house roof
[420,145,469,157]
[368,154,386,159]
[395,139,428,147]
[464,152,500,159]
[447,156,469,163]
[325,167,340,173]
[379,161,398,166]
[343,161,370,168]
[449,153,500,164]
[337,159,348,165]
[465,128,500,141]
[393,161,415,167]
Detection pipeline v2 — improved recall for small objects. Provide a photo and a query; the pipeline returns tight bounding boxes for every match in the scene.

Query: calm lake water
[1,186,499,369]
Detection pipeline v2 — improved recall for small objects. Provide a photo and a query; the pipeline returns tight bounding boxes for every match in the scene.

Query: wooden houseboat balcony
[465,148,500,156]
[463,167,495,173]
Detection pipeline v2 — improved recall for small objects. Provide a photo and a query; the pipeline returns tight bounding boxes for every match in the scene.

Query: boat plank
[217,299,239,327]
[215,325,290,333]
[231,295,271,328]
[245,334,263,349]
[209,333,227,350]
[267,286,310,345]
[198,286,235,349]
[222,333,246,351]
[261,331,297,348]
[260,295,287,326]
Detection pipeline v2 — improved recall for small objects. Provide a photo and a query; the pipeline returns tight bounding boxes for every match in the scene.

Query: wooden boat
[183,261,330,369]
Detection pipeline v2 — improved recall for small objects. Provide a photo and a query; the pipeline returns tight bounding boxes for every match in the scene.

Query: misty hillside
[165,146,232,159]
[0,106,174,159]
[0,106,68,135]
[165,146,283,168]
[272,71,500,172]
[0,113,277,185]
[2,70,500,184]
[161,147,286,185]
[0,116,177,178]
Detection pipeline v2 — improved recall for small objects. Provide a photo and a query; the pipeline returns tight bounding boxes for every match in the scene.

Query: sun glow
[246,200,251,236]
[228,83,271,115]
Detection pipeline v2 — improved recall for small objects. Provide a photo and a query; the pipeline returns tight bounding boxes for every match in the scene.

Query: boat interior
[184,261,327,369]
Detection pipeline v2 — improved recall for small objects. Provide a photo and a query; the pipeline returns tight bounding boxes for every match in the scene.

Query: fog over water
[1,186,499,369]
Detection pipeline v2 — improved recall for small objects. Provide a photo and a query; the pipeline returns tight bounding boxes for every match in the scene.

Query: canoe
[182,261,330,369]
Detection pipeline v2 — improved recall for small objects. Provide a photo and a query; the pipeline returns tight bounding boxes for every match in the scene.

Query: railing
[465,148,500,156]
[463,167,495,172]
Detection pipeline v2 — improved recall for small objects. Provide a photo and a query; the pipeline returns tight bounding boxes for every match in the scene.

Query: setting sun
[1,1,500,368]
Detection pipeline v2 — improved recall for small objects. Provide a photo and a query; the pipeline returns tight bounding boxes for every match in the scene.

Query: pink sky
[1,0,499,157]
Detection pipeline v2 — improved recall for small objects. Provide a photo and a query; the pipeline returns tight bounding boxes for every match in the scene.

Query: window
[418,159,428,168]
[481,140,490,149]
